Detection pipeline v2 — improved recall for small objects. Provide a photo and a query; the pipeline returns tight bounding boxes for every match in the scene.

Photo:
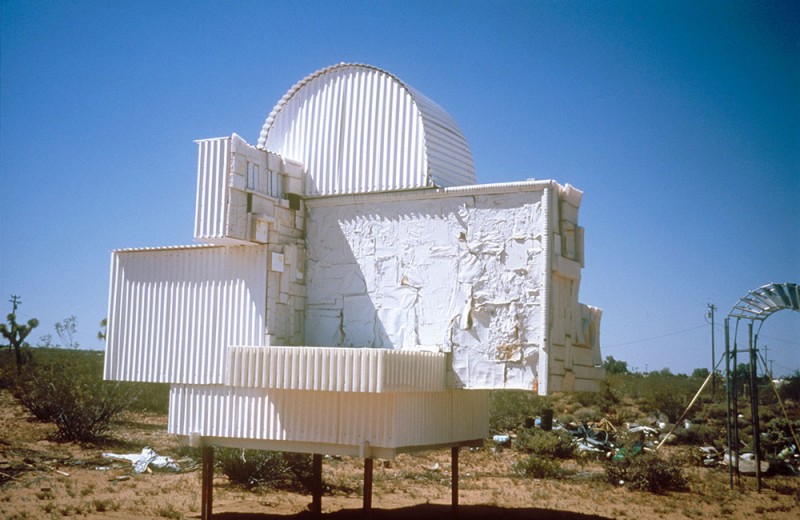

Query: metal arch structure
[729,282,799,322]
[724,282,799,492]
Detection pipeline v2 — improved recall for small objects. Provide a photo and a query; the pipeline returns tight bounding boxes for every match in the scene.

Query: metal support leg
[201,446,214,520]
[311,454,323,516]
[451,446,459,519]
[363,458,373,520]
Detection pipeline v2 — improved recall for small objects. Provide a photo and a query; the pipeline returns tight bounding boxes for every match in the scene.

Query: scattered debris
[565,423,615,453]
[700,446,720,467]
[492,435,511,448]
[101,447,180,474]
[722,451,771,475]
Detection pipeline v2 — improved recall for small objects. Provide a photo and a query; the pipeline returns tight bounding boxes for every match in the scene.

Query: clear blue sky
[1,1,798,376]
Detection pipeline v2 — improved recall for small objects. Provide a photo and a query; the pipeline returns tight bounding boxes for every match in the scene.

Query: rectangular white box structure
[105,64,602,457]
[105,244,269,385]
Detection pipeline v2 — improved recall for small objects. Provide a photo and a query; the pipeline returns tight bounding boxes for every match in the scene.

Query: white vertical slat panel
[225,346,446,392]
[168,385,489,451]
[104,244,268,384]
[194,138,231,242]
[259,64,475,197]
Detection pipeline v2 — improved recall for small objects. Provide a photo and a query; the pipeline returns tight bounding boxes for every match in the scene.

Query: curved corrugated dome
[258,63,476,196]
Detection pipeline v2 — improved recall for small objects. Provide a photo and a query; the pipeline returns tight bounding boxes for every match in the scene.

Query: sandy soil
[1,389,798,520]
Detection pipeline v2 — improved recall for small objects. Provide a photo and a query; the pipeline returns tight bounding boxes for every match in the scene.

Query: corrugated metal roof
[257,63,476,196]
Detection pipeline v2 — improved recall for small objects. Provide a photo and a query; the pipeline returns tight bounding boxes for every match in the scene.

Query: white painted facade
[104,63,602,456]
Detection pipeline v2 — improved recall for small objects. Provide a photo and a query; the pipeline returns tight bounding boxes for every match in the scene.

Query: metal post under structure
[709,304,717,397]
[733,327,741,484]
[363,458,374,520]
[724,318,733,489]
[311,454,323,516]
[748,323,762,492]
[451,446,459,519]
[201,446,214,520]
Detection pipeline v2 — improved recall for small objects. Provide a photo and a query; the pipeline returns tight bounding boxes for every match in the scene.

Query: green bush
[574,380,620,413]
[12,359,134,442]
[761,416,800,456]
[778,371,800,402]
[123,382,170,413]
[515,428,575,459]
[216,448,314,490]
[489,390,551,433]
[513,455,565,479]
[674,424,720,446]
[603,452,687,493]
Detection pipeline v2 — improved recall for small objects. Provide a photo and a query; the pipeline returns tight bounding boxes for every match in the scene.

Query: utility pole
[708,303,716,397]
[763,344,769,376]
[9,295,21,313]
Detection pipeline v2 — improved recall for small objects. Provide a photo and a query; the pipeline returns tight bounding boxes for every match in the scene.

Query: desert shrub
[603,452,687,493]
[12,360,134,442]
[674,423,721,446]
[515,428,575,459]
[216,448,313,490]
[513,455,566,479]
[123,382,170,413]
[573,406,602,424]
[489,390,551,433]
[761,416,800,456]
[574,380,620,413]
[778,371,800,402]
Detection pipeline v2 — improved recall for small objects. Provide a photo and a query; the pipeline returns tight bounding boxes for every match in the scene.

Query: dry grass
[1,387,798,519]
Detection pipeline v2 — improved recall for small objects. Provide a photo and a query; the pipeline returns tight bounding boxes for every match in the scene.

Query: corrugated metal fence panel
[194,137,230,241]
[227,346,446,392]
[259,64,475,197]
[104,245,268,384]
[168,385,488,449]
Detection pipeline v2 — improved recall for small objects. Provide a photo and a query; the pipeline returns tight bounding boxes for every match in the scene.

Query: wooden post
[451,445,459,518]
[311,454,323,516]
[363,458,374,520]
[201,446,214,520]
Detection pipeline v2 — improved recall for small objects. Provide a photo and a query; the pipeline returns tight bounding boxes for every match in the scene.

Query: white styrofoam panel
[104,245,269,384]
[168,384,489,456]
[227,346,446,392]
[304,183,550,392]
[258,63,476,196]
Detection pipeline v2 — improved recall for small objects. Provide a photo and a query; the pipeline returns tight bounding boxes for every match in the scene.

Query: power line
[759,333,800,347]
[603,324,708,349]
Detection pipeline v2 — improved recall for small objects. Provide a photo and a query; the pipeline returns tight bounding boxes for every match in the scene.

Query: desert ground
[1,389,798,520]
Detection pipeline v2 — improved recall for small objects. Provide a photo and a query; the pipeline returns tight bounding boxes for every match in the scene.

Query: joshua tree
[0,295,39,372]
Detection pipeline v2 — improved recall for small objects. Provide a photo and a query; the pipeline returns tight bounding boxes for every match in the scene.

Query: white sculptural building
[104,63,603,515]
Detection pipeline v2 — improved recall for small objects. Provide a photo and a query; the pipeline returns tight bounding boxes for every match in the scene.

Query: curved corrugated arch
[258,63,476,196]
[728,282,800,321]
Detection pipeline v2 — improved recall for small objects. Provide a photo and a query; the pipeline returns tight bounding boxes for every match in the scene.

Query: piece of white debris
[102,447,180,474]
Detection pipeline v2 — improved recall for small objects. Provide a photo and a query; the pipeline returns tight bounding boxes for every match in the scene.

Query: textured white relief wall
[305,190,548,390]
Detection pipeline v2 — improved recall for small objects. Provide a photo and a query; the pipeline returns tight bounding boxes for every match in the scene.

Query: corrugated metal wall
[258,63,476,196]
[194,138,230,241]
[104,245,269,384]
[227,346,446,392]
[168,385,489,451]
